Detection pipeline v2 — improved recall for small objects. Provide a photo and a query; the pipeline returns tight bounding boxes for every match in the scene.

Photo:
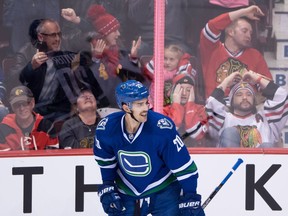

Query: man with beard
[206,70,288,148]
[93,80,205,215]
[200,5,273,99]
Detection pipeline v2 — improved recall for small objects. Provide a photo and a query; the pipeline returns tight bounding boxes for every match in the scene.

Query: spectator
[0,86,59,151]
[0,67,9,122]
[163,73,209,147]
[200,5,273,99]
[6,18,44,94]
[94,80,205,215]
[144,44,193,107]
[206,70,288,148]
[59,88,100,149]
[127,0,194,57]
[2,0,60,54]
[19,18,109,124]
[85,4,144,108]
[60,0,132,47]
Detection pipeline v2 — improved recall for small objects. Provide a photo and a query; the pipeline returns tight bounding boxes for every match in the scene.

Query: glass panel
[0,0,286,150]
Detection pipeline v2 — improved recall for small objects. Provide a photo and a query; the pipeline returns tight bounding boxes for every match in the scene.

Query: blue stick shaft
[202,158,243,209]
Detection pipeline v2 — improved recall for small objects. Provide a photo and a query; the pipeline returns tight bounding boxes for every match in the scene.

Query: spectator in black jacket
[19,18,109,125]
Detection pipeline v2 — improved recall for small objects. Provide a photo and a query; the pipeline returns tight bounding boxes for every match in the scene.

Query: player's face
[131,98,149,122]
[105,30,120,46]
[232,89,254,114]
[232,19,252,49]
[164,50,180,71]
[77,91,97,112]
[38,22,61,52]
[179,83,193,105]
[12,99,35,121]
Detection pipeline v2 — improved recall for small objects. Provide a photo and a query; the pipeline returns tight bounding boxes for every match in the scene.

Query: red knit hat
[87,4,120,36]
[172,73,195,86]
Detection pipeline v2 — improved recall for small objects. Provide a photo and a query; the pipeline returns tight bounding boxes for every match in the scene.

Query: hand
[61,8,80,24]
[98,183,126,215]
[188,86,195,103]
[91,39,106,57]
[31,49,48,70]
[219,71,242,91]
[242,70,259,83]
[172,84,182,104]
[243,5,265,21]
[242,70,270,89]
[130,36,141,58]
[179,193,205,216]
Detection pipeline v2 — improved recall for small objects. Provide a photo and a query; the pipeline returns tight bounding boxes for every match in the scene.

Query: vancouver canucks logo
[157,118,173,129]
[118,151,152,177]
[97,118,108,130]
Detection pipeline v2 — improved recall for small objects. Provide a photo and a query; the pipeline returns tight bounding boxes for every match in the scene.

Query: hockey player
[93,80,205,215]
[206,70,288,147]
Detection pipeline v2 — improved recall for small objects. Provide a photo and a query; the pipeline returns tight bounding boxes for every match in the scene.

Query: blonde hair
[164,44,184,60]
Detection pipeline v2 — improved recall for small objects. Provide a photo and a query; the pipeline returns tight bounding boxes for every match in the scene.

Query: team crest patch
[97,118,108,130]
[157,118,173,129]
[118,150,152,176]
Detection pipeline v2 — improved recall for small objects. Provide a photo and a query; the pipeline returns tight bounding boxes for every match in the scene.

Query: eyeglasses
[12,101,31,109]
[40,32,62,38]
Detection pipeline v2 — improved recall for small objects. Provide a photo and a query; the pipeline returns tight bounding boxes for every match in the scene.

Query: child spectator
[144,44,194,107]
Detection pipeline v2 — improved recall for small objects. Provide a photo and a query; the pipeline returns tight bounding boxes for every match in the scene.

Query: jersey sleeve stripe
[177,171,198,181]
[171,157,194,173]
[203,23,221,43]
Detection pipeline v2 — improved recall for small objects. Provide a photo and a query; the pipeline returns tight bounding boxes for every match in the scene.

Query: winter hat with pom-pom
[87,4,120,36]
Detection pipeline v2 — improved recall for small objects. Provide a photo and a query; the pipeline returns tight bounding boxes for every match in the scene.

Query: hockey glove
[98,183,126,215]
[179,193,205,216]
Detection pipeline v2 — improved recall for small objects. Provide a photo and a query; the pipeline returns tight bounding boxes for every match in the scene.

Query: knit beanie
[172,73,195,86]
[87,4,120,36]
[229,81,255,104]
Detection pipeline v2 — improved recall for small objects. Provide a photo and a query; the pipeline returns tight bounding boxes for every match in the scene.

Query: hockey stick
[202,158,244,209]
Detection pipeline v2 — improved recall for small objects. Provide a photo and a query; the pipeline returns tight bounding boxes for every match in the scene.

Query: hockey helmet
[115,80,149,109]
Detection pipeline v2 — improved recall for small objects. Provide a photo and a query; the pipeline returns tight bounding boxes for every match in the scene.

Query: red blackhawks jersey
[0,112,59,151]
[200,13,272,98]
